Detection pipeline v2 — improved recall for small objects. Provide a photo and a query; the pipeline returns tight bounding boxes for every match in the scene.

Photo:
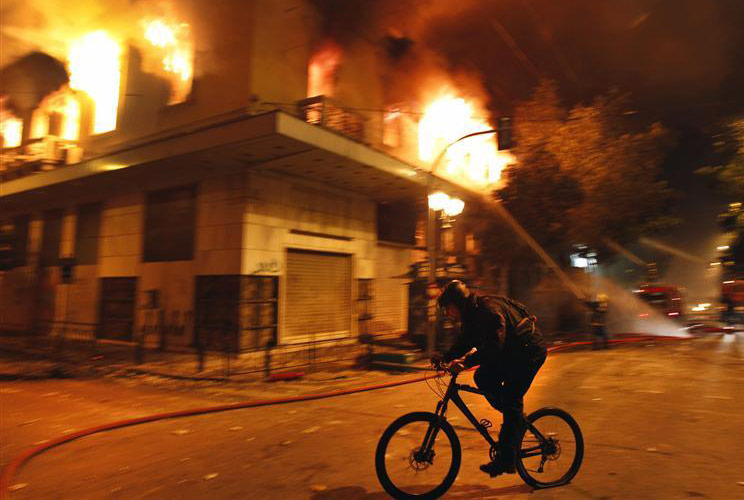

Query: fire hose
[0,334,691,497]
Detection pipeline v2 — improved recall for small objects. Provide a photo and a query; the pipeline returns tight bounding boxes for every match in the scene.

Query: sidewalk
[0,332,424,400]
[0,328,660,388]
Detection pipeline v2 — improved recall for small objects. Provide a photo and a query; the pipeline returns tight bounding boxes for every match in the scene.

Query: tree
[696,118,744,198]
[492,80,678,262]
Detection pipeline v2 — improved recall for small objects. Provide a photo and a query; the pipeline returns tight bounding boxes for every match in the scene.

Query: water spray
[427,128,588,303]
[604,238,647,267]
[639,237,705,264]
[483,195,587,302]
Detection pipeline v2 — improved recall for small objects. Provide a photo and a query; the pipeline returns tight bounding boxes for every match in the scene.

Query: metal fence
[10,320,374,379]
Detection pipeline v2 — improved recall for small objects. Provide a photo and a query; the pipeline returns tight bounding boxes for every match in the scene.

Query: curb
[0,333,693,497]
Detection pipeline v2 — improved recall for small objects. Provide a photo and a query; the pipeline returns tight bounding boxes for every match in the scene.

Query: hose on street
[0,333,691,497]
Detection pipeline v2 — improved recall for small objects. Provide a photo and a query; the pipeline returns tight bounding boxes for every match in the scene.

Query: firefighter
[585,293,609,349]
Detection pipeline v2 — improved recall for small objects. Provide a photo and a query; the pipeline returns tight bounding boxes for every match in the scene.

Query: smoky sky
[313,0,744,127]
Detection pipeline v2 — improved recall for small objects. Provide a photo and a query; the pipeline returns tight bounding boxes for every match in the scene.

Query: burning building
[0,0,510,368]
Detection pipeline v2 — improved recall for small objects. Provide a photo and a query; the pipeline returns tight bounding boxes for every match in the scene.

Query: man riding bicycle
[433,280,547,477]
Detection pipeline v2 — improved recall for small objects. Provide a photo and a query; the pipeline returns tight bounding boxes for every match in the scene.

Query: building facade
[1,0,485,363]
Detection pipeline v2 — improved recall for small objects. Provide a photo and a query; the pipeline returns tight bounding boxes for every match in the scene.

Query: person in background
[585,293,609,349]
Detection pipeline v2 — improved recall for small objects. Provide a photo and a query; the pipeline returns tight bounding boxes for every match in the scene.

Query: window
[193,275,278,352]
[357,279,373,338]
[377,201,417,245]
[75,203,101,265]
[240,276,278,349]
[144,185,196,262]
[40,209,63,266]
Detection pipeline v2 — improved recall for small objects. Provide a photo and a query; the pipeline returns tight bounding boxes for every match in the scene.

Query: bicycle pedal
[479,419,492,429]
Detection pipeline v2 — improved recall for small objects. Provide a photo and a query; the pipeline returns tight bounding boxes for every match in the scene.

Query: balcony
[296,95,366,143]
[0,136,82,182]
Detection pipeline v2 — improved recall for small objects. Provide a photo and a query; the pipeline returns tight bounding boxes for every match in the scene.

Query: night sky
[391,0,742,294]
[317,0,744,296]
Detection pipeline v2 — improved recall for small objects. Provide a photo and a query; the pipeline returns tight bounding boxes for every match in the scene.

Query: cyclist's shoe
[479,460,516,477]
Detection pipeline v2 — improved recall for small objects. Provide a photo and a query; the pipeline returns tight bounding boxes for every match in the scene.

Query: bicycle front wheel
[375,412,461,500]
[516,407,584,488]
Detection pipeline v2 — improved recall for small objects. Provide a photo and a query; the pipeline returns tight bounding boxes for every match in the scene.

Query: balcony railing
[0,136,82,182]
[297,95,366,143]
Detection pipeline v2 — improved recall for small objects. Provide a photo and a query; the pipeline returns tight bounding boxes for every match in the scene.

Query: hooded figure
[434,280,547,477]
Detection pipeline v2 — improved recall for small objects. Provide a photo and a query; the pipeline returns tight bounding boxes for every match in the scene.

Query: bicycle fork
[415,400,447,463]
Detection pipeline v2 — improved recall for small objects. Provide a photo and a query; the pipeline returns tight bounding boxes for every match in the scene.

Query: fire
[0,115,22,148]
[68,31,121,134]
[418,93,512,189]
[31,89,81,141]
[308,42,342,97]
[143,18,194,104]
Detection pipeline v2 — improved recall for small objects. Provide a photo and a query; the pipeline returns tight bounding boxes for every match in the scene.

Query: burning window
[418,93,512,190]
[30,89,81,141]
[68,31,122,134]
[307,41,342,97]
[0,114,22,148]
[142,18,195,104]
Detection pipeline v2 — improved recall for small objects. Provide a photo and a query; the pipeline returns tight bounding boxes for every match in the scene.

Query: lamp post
[425,190,465,357]
[423,131,495,358]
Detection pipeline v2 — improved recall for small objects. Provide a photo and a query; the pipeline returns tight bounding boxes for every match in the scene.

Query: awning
[0,110,476,211]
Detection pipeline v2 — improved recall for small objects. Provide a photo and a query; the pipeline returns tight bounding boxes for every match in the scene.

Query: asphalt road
[3,333,744,499]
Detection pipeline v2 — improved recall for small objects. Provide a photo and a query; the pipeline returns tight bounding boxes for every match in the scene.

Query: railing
[6,320,368,379]
[297,95,367,143]
[0,136,82,182]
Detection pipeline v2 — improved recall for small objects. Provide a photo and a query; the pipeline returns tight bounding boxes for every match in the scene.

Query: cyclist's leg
[474,364,505,412]
[499,356,546,466]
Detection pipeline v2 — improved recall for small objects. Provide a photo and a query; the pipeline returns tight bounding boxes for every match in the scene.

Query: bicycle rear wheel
[375,412,461,500]
[516,407,584,488]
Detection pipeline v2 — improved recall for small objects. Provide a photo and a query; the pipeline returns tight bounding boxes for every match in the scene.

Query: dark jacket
[443,295,547,368]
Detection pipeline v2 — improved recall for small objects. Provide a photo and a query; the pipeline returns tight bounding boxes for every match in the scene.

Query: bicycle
[375,360,584,499]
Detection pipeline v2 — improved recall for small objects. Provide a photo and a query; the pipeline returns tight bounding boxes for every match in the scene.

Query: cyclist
[432,280,547,477]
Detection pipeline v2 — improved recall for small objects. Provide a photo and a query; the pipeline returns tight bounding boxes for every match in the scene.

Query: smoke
[0,51,68,113]
[308,0,744,122]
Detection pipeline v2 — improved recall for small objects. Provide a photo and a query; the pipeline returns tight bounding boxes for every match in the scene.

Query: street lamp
[424,132,493,358]
[427,192,450,211]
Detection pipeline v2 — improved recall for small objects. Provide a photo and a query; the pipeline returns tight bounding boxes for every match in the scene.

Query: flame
[31,89,81,141]
[308,42,342,97]
[418,93,512,189]
[68,31,121,134]
[143,18,194,104]
[0,116,23,148]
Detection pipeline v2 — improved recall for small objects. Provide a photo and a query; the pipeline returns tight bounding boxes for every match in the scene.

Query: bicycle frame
[419,371,549,460]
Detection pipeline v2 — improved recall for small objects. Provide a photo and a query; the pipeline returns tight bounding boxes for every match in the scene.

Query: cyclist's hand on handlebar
[447,360,466,374]
[430,353,445,370]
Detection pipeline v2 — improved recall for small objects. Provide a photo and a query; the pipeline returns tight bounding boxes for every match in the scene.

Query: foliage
[696,119,744,199]
[491,80,678,261]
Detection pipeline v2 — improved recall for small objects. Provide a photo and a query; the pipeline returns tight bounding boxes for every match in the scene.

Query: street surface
[3,334,744,499]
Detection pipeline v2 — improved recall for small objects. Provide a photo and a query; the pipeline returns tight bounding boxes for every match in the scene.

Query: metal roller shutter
[372,245,410,334]
[285,249,351,339]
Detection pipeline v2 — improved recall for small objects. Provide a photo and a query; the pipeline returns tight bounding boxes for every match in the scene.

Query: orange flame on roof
[418,92,512,190]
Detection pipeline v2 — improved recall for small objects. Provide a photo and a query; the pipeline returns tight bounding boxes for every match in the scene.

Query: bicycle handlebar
[432,348,478,374]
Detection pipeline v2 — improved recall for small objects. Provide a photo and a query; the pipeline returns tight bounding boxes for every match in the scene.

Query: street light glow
[443,197,465,216]
[428,192,449,211]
